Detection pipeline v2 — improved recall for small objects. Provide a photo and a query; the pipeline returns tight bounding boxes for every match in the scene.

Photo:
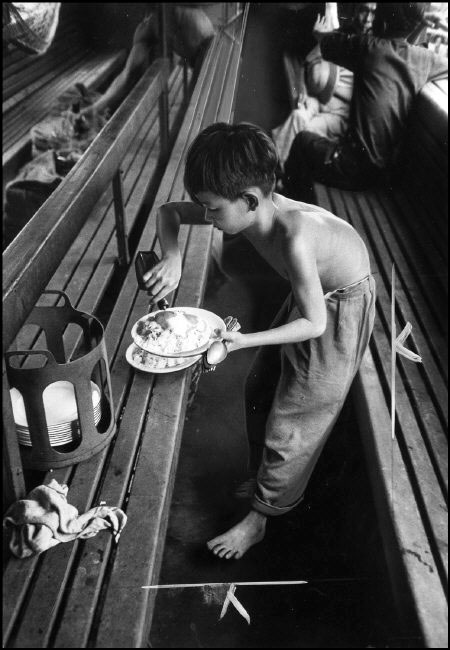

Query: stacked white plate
[126,343,201,374]
[10,381,102,447]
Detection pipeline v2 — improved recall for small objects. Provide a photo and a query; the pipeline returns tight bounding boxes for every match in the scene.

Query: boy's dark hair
[184,122,278,202]
[373,3,427,38]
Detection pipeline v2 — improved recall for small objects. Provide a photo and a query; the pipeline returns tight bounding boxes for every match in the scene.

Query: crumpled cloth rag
[3,479,127,559]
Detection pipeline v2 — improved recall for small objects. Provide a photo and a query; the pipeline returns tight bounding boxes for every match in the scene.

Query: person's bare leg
[207,510,267,559]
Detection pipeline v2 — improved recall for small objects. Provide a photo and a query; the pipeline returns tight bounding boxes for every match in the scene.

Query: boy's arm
[223,236,327,350]
[156,201,207,250]
[143,201,207,301]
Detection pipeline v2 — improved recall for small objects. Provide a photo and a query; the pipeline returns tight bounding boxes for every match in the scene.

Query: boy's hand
[143,251,182,303]
[220,329,246,352]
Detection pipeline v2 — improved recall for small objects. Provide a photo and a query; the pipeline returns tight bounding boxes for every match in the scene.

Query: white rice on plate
[134,309,210,355]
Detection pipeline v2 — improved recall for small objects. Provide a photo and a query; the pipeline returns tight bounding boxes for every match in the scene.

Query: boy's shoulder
[275,195,340,241]
[276,194,336,224]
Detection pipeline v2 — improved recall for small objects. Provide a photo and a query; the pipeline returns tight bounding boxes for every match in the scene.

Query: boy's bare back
[250,193,370,294]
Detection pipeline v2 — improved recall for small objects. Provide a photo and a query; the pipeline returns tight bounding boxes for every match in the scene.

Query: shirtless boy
[144,122,376,560]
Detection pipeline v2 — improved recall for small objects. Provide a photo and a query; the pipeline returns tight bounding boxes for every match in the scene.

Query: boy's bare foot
[207,510,266,559]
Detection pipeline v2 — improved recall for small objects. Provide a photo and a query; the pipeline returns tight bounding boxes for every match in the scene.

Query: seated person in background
[143,122,375,560]
[82,4,215,120]
[283,2,448,201]
[273,3,376,169]
[343,2,377,35]
[275,3,326,63]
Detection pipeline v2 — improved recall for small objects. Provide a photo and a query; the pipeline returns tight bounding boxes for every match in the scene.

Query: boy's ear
[242,192,259,211]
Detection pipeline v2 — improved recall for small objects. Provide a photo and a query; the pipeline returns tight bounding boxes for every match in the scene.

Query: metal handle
[150,297,169,313]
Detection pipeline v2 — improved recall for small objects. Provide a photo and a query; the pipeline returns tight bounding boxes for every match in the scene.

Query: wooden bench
[3,55,172,498]
[2,3,126,184]
[313,81,448,649]
[12,59,189,355]
[3,7,248,648]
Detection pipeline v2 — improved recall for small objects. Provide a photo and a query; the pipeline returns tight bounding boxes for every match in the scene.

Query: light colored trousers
[245,275,376,516]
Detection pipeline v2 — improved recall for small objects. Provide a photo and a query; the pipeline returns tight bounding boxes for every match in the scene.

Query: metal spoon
[203,316,240,372]
[206,339,229,365]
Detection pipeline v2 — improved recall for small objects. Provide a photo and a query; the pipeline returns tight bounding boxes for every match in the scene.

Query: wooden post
[112,169,129,267]
[158,3,169,163]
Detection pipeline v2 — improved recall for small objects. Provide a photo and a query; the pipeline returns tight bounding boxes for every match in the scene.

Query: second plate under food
[126,344,201,373]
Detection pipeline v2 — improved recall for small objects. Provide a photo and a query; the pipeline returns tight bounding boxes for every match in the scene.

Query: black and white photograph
[2,3,448,647]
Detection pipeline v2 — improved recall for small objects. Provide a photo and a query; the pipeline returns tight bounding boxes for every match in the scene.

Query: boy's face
[195,190,253,235]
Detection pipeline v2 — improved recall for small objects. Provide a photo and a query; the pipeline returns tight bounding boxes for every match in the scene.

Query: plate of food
[125,343,201,373]
[130,307,225,358]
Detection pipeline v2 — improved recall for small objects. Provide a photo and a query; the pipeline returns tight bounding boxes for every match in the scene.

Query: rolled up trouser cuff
[251,492,304,517]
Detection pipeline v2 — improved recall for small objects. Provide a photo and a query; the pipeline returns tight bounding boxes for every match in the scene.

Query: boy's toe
[207,538,221,550]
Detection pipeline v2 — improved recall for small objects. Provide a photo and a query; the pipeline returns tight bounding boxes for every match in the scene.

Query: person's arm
[313,14,335,44]
[313,7,364,72]
[222,235,327,351]
[313,3,339,43]
[83,41,152,118]
[319,30,363,71]
[143,201,207,301]
[81,15,157,119]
